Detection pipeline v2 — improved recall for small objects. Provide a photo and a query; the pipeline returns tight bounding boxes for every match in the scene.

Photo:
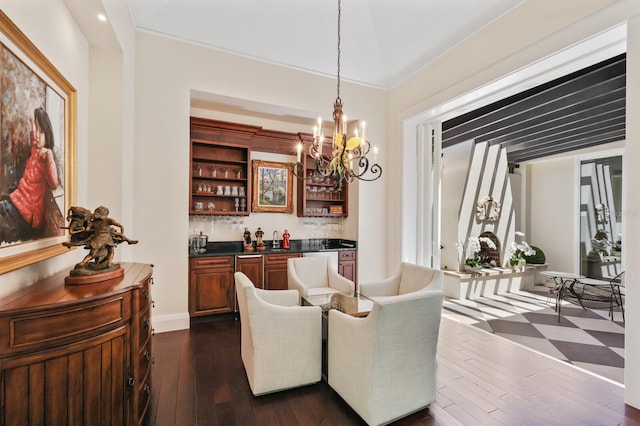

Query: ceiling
[65,0,626,164]
[124,0,526,89]
[443,53,626,164]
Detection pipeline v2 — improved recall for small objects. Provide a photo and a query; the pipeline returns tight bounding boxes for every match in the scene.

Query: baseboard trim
[153,312,190,333]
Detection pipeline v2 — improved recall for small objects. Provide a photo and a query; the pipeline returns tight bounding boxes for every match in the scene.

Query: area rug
[442,287,625,384]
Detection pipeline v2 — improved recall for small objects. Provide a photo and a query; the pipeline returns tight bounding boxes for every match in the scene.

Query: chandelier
[293,0,382,189]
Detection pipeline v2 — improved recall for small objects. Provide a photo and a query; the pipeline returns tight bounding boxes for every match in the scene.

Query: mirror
[579,155,622,278]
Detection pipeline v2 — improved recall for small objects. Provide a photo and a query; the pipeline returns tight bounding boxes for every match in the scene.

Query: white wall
[133,32,387,331]
[440,140,472,271]
[0,0,387,333]
[387,0,640,409]
[387,0,639,266]
[0,0,91,297]
[526,158,576,272]
[3,0,640,409]
[624,11,640,409]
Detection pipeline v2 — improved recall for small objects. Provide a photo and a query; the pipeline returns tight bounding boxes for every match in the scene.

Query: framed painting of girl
[0,11,76,274]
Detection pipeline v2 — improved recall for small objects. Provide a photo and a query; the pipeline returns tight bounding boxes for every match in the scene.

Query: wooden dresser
[0,262,153,425]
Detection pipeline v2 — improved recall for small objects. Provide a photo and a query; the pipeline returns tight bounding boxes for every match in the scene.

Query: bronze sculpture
[63,205,138,279]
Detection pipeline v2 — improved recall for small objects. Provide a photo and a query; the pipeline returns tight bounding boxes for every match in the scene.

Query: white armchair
[234,272,322,396]
[287,256,355,300]
[358,262,442,297]
[328,290,444,426]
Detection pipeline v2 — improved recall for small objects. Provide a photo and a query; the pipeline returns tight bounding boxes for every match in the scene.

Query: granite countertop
[189,238,357,257]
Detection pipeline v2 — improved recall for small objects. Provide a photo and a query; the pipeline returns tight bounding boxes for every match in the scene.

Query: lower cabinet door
[190,268,234,315]
[264,253,301,290]
[1,327,129,426]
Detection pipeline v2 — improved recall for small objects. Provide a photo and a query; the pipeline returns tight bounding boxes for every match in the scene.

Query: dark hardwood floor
[148,314,640,425]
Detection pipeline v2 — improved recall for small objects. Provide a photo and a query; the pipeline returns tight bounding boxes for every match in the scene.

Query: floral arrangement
[505,231,536,267]
[464,236,497,267]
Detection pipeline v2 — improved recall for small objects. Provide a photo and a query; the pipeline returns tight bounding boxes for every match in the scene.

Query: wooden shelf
[296,154,348,217]
[190,125,251,216]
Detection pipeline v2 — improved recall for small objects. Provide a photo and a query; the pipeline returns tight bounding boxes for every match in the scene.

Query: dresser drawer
[134,276,153,313]
[137,378,152,423]
[0,293,131,355]
[137,306,153,349]
[137,341,153,381]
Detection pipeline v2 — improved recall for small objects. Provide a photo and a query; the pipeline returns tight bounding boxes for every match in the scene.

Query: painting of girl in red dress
[0,45,65,246]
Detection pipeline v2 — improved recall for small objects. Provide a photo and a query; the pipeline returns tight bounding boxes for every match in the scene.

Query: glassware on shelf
[222,168,229,178]
[240,198,246,211]
[239,186,245,197]
[232,186,239,196]
[195,164,202,177]
[234,198,240,212]
[236,169,242,179]
[210,165,217,177]
[207,202,215,212]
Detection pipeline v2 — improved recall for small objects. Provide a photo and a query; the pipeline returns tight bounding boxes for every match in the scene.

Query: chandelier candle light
[293,0,382,188]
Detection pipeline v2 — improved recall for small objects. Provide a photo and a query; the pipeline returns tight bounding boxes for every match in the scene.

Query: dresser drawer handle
[128,377,135,387]
[144,350,151,361]
[143,384,151,395]
[144,318,150,328]
[152,300,155,308]
[143,290,149,299]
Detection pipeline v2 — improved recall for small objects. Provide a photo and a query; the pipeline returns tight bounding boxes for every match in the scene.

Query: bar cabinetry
[296,153,348,217]
[189,256,235,316]
[338,250,357,284]
[190,139,250,215]
[264,253,302,290]
[236,254,264,287]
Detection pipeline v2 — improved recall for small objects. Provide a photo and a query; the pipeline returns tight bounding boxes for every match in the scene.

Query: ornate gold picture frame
[0,11,77,274]
[251,160,293,213]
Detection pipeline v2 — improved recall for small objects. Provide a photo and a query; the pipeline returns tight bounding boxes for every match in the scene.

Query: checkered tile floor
[442,286,625,384]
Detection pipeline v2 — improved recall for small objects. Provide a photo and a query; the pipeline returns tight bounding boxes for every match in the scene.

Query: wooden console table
[0,262,153,425]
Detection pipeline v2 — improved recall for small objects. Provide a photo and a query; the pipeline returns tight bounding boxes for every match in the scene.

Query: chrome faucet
[272,230,280,248]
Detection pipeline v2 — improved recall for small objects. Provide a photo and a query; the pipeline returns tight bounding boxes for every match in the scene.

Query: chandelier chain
[336,0,341,101]
[291,0,381,189]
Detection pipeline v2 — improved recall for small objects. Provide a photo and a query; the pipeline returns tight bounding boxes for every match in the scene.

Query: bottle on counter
[283,229,290,249]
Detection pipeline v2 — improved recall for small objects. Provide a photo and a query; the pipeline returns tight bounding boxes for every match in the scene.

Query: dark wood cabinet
[190,139,251,215]
[338,250,357,284]
[296,152,348,217]
[190,117,304,217]
[189,249,355,317]
[264,253,302,290]
[189,256,235,316]
[0,263,153,426]
[236,254,264,288]
[132,271,154,424]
